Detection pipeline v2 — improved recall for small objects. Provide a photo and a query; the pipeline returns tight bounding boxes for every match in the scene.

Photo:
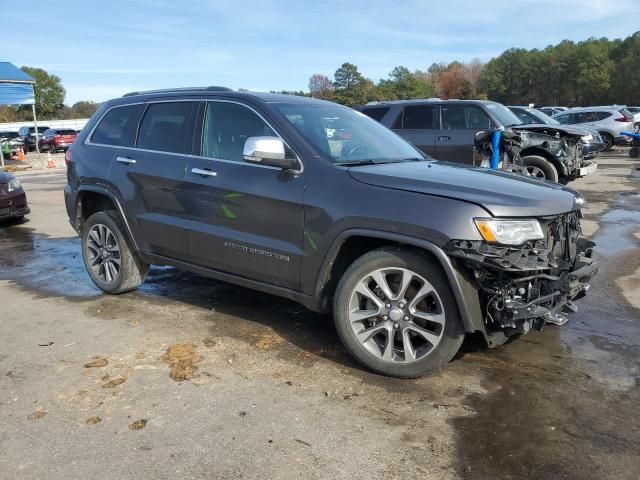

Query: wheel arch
[75,186,140,252]
[520,148,566,177]
[314,229,486,336]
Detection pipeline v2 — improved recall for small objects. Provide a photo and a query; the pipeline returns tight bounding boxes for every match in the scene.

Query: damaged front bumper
[445,211,598,337]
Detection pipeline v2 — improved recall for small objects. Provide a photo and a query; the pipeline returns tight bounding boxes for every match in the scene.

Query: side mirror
[243,137,299,170]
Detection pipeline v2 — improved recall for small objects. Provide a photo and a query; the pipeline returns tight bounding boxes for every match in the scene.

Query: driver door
[183,101,305,290]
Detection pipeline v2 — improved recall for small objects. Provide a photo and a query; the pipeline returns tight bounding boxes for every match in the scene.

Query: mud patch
[101,376,126,388]
[129,419,147,430]
[84,416,102,425]
[161,344,202,381]
[27,410,46,420]
[84,357,108,368]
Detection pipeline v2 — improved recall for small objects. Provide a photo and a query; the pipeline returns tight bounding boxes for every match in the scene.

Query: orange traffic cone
[17,147,25,162]
[47,151,56,169]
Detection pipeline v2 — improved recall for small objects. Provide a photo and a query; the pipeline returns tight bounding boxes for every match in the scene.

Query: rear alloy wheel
[522,155,559,182]
[82,210,148,294]
[334,248,464,378]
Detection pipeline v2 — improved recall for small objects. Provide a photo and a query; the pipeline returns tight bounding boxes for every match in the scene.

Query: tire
[630,147,639,159]
[600,132,614,151]
[333,247,465,378]
[81,210,149,294]
[522,155,559,182]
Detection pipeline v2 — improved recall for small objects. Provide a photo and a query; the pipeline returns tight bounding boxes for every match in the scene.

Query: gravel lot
[1,151,639,479]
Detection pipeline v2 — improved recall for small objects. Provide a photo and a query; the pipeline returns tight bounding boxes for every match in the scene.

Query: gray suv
[362,99,596,183]
[64,88,597,378]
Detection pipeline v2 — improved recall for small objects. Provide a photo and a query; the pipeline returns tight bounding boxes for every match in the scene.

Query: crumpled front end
[445,210,598,337]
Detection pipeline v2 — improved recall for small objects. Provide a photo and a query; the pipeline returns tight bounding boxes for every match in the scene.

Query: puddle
[591,194,640,255]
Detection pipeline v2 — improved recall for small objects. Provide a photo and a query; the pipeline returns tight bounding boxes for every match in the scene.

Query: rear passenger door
[391,105,437,157]
[183,100,304,290]
[435,104,493,164]
[108,100,197,260]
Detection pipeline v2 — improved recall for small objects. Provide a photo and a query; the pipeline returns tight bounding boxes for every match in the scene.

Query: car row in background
[552,106,635,150]
[38,128,78,152]
[17,125,51,152]
[361,98,598,183]
[1,126,79,153]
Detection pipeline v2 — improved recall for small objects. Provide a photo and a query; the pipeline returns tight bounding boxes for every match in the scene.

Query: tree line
[303,31,640,108]
[0,67,99,123]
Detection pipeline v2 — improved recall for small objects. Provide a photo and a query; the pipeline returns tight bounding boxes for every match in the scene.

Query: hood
[348,161,582,217]
[513,123,593,137]
[0,171,15,183]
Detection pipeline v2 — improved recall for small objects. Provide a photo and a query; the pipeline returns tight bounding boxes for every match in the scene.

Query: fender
[314,228,486,336]
[75,185,140,252]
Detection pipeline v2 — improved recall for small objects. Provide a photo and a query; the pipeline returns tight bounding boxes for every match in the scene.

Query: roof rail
[122,86,233,97]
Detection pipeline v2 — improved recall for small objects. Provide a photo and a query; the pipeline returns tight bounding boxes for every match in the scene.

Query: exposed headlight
[581,134,593,141]
[7,178,22,192]
[474,218,544,245]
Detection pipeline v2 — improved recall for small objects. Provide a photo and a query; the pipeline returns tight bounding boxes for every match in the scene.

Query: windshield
[484,102,523,127]
[511,107,560,125]
[275,103,424,165]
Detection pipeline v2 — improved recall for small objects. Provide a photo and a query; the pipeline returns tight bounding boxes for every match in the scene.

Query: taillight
[615,117,632,122]
[64,149,72,165]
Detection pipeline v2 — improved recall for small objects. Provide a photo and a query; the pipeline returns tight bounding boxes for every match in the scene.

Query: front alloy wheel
[348,267,445,363]
[334,248,464,378]
[86,223,121,283]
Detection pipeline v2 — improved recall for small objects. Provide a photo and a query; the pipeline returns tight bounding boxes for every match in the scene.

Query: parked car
[38,128,78,152]
[507,106,604,159]
[552,107,634,150]
[0,172,30,221]
[0,131,22,152]
[17,125,51,152]
[625,106,640,132]
[361,99,596,183]
[64,87,598,378]
[538,106,568,117]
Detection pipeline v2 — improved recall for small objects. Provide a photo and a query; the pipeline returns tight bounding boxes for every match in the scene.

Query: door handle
[191,168,218,177]
[116,156,136,165]
[436,136,451,141]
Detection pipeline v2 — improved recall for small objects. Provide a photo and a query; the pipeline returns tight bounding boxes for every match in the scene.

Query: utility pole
[32,104,40,154]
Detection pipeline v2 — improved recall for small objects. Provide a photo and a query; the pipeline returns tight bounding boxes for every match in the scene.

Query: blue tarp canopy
[0,62,35,105]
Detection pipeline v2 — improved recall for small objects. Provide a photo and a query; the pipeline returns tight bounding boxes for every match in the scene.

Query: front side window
[393,105,435,130]
[201,102,277,162]
[91,104,143,147]
[137,102,194,154]
[441,105,493,130]
[511,108,540,125]
[276,103,423,165]
[554,114,572,124]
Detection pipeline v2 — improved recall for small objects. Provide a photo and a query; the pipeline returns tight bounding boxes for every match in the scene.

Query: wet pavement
[1,153,639,479]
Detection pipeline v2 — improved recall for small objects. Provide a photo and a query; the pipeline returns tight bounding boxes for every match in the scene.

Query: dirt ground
[1,151,639,480]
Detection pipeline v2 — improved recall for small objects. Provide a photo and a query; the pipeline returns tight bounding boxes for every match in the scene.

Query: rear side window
[91,104,143,147]
[393,105,435,129]
[441,105,492,130]
[137,102,195,154]
[362,107,390,122]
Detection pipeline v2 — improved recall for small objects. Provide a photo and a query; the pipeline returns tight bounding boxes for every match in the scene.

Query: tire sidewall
[600,133,613,151]
[522,155,559,182]
[333,248,464,378]
[81,210,135,293]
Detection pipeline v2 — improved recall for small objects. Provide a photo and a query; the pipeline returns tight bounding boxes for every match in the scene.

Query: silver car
[625,107,640,132]
[553,107,635,150]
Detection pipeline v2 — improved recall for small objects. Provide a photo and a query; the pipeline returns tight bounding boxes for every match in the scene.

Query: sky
[2,0,639,105]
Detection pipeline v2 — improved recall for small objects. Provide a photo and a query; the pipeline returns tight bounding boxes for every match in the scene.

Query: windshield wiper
[334,159,378,166]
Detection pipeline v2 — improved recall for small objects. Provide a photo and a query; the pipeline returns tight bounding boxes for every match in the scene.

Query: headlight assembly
[474,218,544,245]
[7,178,22,192]
[581,134,593,141]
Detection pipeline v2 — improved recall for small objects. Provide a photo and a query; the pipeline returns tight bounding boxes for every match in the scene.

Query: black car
[0,172,30,221]
[17,125,51,152]
[64,88,597,378]
[361,99,597,183]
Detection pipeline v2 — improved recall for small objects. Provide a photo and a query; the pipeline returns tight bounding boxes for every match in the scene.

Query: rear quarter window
[91,104,144,147]
[597,111,612,120]
[361,107,390,122]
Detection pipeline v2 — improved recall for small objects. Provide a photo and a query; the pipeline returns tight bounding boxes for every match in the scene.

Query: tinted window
[510,107,540,124]
[441,105,492,130]
[598,111,612,120]
[394,105,435,129]
[554,114,572,124]
[91,104,143,147]
[362,107,390,122]
[574,111,600,123]
[56,129,77,135]
[137,102,194,154]
[202,102,277,162]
